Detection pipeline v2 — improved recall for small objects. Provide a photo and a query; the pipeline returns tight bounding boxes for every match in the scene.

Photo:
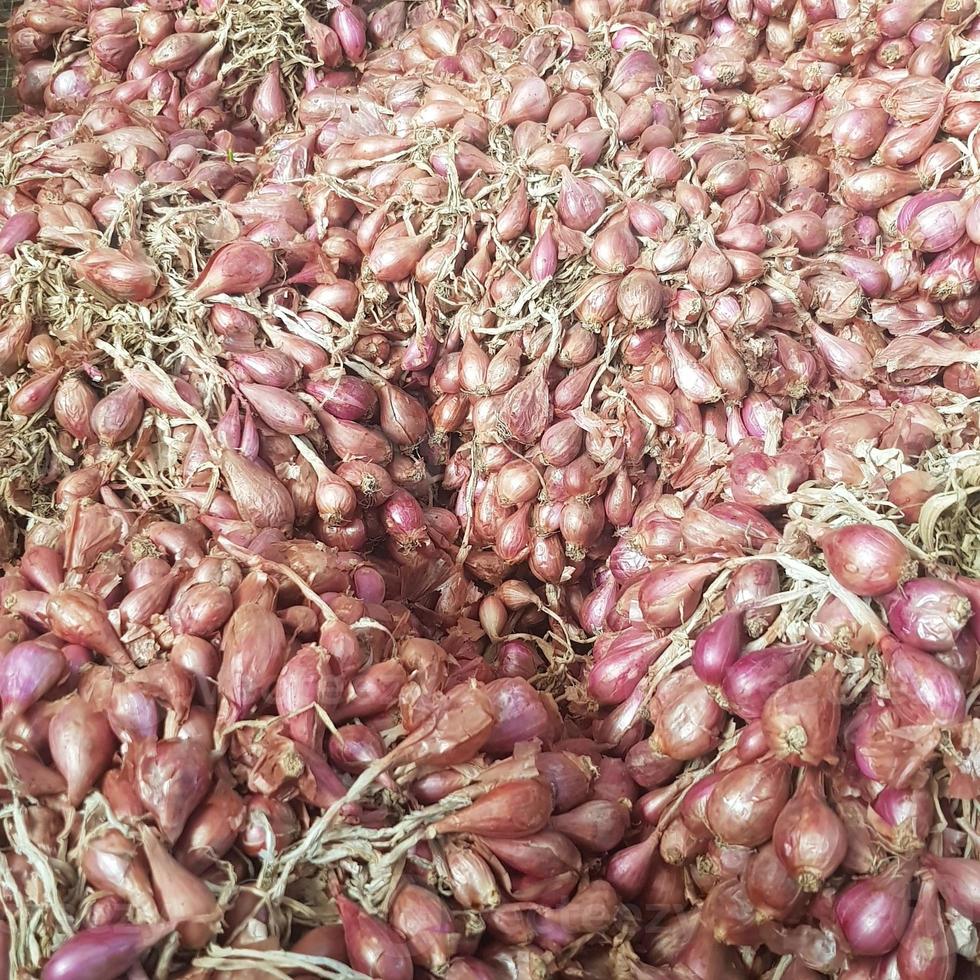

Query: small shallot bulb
[880,636,966,727]
[39,921,175,980]
[722,643,808,721]
[688,241,733,295]
[649,667,724,761]
[136,739,212,843]
[897,874,955,980]
[888,471,940,524]
[640,562,719,629]
[369,234,431,282]
[772,769,847,892]
[692,611,744,687]
[820,524,915,596]
[501,76,552,125]
[869,788,932,855]
[556,169,605,231]
[834,869,911,957]
[617,269,664,324]
[761,660,841,766]
[74,246,160,302]
[591,215,639,273]
[920,853,980,922]
[0,641,65,725]
[336,893,413,980]
[705,759,791,848]
[881,578,971,652]
[388,883,459,972]
[49,696,117,806]
[141,829,218,949]
[80,830,159,924]
[429,780,553,838]
[190,241,274,300]
[743,843,804,924]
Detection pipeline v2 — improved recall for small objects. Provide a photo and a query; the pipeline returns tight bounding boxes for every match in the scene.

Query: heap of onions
[7,0,372,121]
[2,0,980,975]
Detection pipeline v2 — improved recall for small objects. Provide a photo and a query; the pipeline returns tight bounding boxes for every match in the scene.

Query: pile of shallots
[3,0,980,976]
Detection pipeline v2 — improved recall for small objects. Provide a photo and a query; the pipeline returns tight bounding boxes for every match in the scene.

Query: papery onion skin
[722,643,808,721]
[868,787,931,855]
[430,780,553,838]
[743,842,804,923]
[649,667,725,761]
[336,894,413,980]
[639,562,719,628]
[135,739,212,844]
[141,829,218,949]
[80,829,159,924]
[388,882,459,972]
[725,560,780,638]
[49,696,117,806]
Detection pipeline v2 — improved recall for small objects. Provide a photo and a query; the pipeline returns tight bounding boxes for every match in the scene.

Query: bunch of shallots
[2,0,980,974]
[7,0,370,127]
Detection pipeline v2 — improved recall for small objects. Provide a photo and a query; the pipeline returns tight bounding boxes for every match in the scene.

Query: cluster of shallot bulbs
[2,0,980,974]
[7,0,371,129]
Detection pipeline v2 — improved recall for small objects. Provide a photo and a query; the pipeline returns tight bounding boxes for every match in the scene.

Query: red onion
[141,828,218,949]
[722,643,808,721]
[692,610,745,686]
[649,667,725,761]
[389,883,459,972]
[834,869,911,956]
[921,854,980,921]
[80,830,159,925]
[0,640,65,725]
[40,921,175,980]
[706,759,791,847]
[881,636,966,727]
[896,873,955,980]
[588,634,669,705]
[881,578,971,652]
[639,562,719,628]
[869,787,932,855]
[135,738,212,843]
[217,606,288,729]
[49,696,117,806]
[773,769,847,892]
[336,894,413,980]
[431,780,553,837]
[820,524,915,597]
[761,660,841,766]
[482,678,557,754]
[551,799,630,853]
